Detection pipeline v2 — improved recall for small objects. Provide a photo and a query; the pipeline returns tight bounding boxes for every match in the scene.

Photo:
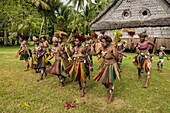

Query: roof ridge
[90,0,170,30]
[90,0,121,27]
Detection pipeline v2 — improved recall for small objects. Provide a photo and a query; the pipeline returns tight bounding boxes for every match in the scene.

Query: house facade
[90,0,170,50]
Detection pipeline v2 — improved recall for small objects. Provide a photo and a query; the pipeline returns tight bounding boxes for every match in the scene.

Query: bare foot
[137,78,142,82]
[37,79,40,82]
[63,76,66,82]
[106,93,110,102]
[60,82,65,87]
[90,67,93,72]
[77,86,82,90]
[24,69,28,71]
[37,78,43,82]
[144,84,148,88]
[80,91,85,97]
[44,72,47,77]
[68,74,70,77]
[107,96,113,104]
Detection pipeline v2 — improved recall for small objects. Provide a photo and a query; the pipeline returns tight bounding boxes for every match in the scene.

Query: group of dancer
[16,29,169,104]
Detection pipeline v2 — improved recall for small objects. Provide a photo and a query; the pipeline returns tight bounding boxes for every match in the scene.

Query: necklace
[75,46,79,54]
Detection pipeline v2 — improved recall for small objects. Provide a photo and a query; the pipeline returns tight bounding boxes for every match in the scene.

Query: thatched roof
[166,0,170,4]
[90,0,170,31]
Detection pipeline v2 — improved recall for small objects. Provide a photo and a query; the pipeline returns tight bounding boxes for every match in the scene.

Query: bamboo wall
[95,26,170,50]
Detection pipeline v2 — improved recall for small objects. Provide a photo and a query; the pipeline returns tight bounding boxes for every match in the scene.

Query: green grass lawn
[0,46,170,113]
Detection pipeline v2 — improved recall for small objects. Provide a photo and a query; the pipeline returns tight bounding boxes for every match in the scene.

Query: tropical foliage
[0,0,111,45]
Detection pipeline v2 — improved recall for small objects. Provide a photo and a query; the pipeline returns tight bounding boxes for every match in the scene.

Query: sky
[61,0,96,6]
[60,0,95,11]
[60,0,68,4]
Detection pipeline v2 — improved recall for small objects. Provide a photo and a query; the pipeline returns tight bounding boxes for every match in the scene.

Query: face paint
[140,37,145,42]
[101,39,107,47]
[75,38,80,46]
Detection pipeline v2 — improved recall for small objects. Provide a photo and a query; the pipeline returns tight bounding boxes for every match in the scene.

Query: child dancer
[16,34,31,71]
[157,46,169,71]
[49,37,66,87]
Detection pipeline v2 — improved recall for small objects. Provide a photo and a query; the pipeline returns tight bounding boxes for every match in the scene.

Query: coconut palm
[67,0,93,11]
[55,5,73,32]
[80,4,95,34]
[92,0,111,14]
[26,0,51,35]
[67,11,82,34]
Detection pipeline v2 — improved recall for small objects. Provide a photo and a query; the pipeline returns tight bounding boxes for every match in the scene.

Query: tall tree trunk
[17,37,20,45]
[39,10,47,36]
[39,17,45,36]
[3,30,6,46]
[4,23,10,45]
[44,11,47,35]
[4,31,10,45]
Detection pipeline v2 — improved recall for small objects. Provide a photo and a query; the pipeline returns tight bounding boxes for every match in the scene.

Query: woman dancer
[131,31,155,88]
[41,35,51,66]
[65,34,90,97]
[91,35,120,103]
[33,36,47,82]
[49,37,66,87]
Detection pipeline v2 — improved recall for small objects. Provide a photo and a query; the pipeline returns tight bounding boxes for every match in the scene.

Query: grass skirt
[20,51,29,60]
[32,55,38,69]
[65,61,89,82]
[38,55,46,68]
[134,54,152,72]
[93,63,120,84]
[98,58,104,69]
[49,60,64,75]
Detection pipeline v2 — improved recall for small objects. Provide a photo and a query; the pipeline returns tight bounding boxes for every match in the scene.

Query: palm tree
[66,0,111,34]
[68,11,82,34]
[92,0,111,15]
[55,5,73,32]
[80,4,95,34]
[66,0,92,34]
[67,0,93,11]
[26,0,51,35]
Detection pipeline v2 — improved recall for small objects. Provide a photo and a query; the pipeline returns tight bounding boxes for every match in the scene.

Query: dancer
[65,34,90,97]
[84,34,94,72]
[32,35,39,73]
[16,34,31,71]
[157,46,169,71]
[91,35,120,103]
[41,35,51,66]
[48,37,67,86]
[114,30,127,71]
[57,36,69,70]
[93,33,103,70]
[33,36,47,82]
[131,31,155,88]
